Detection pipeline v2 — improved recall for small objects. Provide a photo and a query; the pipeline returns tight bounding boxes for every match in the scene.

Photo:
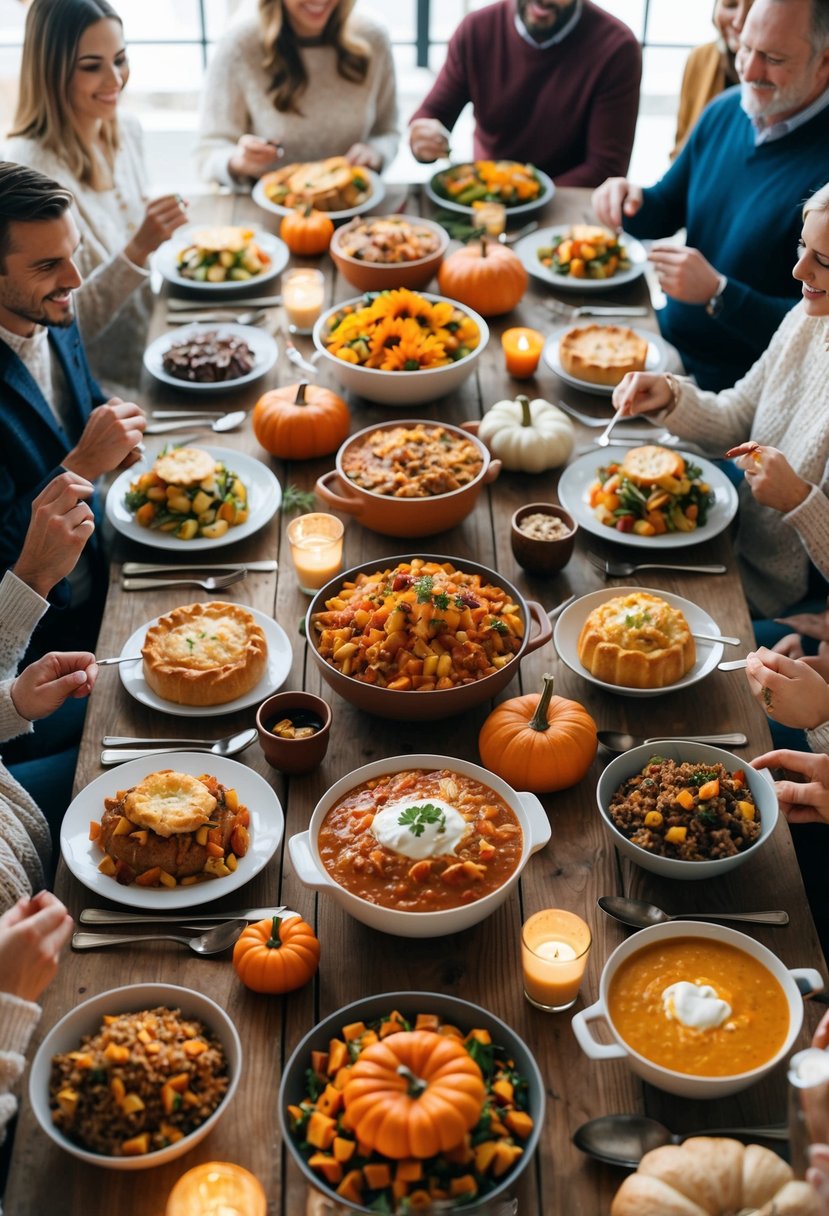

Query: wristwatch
[705,274,728,318]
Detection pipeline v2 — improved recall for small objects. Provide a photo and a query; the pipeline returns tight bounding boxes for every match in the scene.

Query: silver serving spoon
[144,410,246,435]
[498,221,538,245]
[71,919,247,954]
[598,895,789,930]
[595,407,625,449]
[573,1114,788,1170]
[100,726,258,766]
[597,730,748,754]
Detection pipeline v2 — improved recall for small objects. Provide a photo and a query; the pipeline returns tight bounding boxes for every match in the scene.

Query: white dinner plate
[252,168,385,222]
[60,752,283,909]
[105,447,282,552]
[557,445,738,550]
[143,322,278,393]
[424,165,555,219]
[543,322,677,397]
[154,225,289,294]
[118,605,292,718]
[513,226,647,291]
[554,586,725,698]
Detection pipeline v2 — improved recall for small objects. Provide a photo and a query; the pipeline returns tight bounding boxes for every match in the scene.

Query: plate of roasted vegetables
[155,224,288,294]
[514,225,647,290]
[426,160,554,219]
[558,445,738,549]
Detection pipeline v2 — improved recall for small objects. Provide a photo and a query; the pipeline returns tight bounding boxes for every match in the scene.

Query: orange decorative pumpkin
[478,673,598,793]
[342,1030,486,1159]
[233,913,320,994]
[280,206,334,256]
[253,381,350,460]
[437,236,528,316]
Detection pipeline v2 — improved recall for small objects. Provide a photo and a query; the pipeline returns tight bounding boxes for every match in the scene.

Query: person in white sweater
[4,0,188,390]
[196,0,399,187]
[612,181,829,621]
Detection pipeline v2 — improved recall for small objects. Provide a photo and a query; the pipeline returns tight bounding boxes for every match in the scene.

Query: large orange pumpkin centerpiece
[437,236,527,317]
[342,1030,486,1159]
[253,381,350,460]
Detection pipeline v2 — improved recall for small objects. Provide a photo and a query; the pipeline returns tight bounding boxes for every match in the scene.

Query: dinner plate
[252,168,385,222]
[543,323,676,397]
[60,752,284,909]
[143,322,278,393]
[557,445,738,550]
[553,586,725,698]
[154,224,288,294]
[513,226,647,291]
[118,606,292,718]
[425,165,555,219]
[105,447,282,552]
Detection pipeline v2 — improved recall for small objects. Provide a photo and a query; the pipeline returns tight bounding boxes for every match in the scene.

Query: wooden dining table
[5,185,826,1216]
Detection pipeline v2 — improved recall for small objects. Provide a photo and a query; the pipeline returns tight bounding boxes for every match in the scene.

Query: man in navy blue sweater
[592,0,829,391]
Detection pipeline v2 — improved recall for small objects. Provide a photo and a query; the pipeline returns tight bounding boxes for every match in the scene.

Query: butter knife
[80,906,293,925]
[167,295,282,311]
[643,261,667,311]
[122,561,277,575]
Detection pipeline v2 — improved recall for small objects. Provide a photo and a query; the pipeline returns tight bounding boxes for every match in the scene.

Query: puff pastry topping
[142,601,268,706]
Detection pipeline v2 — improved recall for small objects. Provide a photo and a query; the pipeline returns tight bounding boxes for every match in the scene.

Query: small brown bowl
[328,214,449,292]
[256,692,332,775]
[510,503,577,575]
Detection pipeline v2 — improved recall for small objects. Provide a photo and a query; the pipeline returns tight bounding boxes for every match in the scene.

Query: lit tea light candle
[282,267,325,335]
[286,512,345,594]
[472,200,507,237]
[165,1162,267,1216]
[522,908,591,1012]
[501,327,544,378]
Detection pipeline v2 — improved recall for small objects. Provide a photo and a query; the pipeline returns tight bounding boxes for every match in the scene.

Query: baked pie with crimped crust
[142,601,268,706]
[559,324,648,387]
[577,591,695,689]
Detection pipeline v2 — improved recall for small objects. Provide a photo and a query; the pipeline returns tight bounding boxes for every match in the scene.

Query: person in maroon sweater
[409,0,641,186]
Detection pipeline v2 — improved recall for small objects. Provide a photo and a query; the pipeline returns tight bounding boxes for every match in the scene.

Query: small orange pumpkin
[478,673,598,793]
[232,913,320,994]
[342,1030,486,1159]
[437,236,527,316]
[280,205,334,256]
[252,381,350,460]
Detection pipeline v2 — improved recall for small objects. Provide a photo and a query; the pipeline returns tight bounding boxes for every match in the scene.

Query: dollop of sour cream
[371,797,469,861]
[662,981,732,1030]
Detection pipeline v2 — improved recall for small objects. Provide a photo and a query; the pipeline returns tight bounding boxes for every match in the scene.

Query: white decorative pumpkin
[477,395,574,473]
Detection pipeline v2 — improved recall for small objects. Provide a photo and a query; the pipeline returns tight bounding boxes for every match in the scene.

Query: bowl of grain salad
[510,503,577,576]
[29,983,241,1169]
[595,741,777,880]
[329,215,449,292]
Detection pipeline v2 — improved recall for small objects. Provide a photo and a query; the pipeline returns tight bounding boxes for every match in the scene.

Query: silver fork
[546,299,649,321]
[167,307,268,326]
[587,552,727,577]
[555,398,617,428]
[283,333,321,376]
[121,569,247,592]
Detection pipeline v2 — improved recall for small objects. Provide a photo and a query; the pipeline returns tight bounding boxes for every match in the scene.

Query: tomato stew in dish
[317,768,524,911]
[341,424,483,498]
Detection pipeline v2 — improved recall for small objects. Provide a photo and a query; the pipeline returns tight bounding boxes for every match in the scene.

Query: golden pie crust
[577,592,695,689]
[142,600,268,706]
[123,771,217,838]
[152,446,216,487]
[262,156,367,211]
[621,445,686,485]
[559,324,648,387]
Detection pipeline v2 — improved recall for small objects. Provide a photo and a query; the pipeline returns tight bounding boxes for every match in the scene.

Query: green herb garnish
[433,591,450,610]
[398,803,447,838]
[489,619,508,635]
[413,574,435,603]
[281,484,317,515]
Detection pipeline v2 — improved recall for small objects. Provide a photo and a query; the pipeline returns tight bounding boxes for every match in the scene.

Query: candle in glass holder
[502,327,544,378]
[165,1162,267,1216]
[287,512,344,594]
[522,908,591,1012]
[282,267,325,334]
[472,200,507,237]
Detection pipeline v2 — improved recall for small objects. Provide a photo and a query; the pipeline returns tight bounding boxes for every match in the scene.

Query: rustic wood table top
[6,186,825,1216]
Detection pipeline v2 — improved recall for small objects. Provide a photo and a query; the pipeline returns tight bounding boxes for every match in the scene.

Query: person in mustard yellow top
[672,0,755,158]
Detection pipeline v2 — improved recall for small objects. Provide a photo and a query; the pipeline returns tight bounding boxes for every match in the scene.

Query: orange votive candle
[501,327,544,378]
[522,909,591,1012]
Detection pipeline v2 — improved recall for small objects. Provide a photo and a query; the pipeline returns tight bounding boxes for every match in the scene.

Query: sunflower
[370,288,434,326]
[322,289,480,369]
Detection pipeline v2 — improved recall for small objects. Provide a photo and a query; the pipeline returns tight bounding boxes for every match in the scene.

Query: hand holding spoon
[598,895,789,929]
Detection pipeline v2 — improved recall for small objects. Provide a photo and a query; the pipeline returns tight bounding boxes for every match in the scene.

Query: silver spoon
[573,1114,788,1170]
[597,730,748,754]
[71,919,247,954]
[144,410,246,435]
[499,221,538,245]
[100,726,258,766]
[598,895,789,930]
[595,407,625,448]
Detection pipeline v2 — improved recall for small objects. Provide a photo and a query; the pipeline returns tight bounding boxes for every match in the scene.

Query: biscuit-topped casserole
[577,592,695,688]
[142,601,268,706]
[559,324,648,387]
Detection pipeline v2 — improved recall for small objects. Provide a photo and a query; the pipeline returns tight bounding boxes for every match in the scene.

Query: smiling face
[714,0,754,54]
[281,0,341,40]
[516,0,579,41]
[737,0,829,123]
[0,211,83,335]
[67,17,128,127]
[793,207,829,315]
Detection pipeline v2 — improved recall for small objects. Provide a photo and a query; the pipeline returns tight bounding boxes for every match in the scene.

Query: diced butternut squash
[414,1014,439,1032]
[504,1109,534,1139]
[336,1170,364,1204]
[665,825,688,844]
[644,811,663,827]
[327,1039,348,1074]
[316,1084,344,1117]
[307,1111,337,1150]
[363,1163,392,1189]
[311,1050,328,1075]
[675,789,695,811]
[333,1136,356,1163]
[308,1153,343,1186]
[121,1133,150,1156]
[104,1043,130,1063]
[396,1160,423,1182]
[492,1077,514,1104]
[121,1093,145,1115]
[737,800,756,821]
[450,1176,477,1198]
[474,1141,500,1173]
[492,1142,523,1177]
[698,779,720,800]
[56,1088,78,1117]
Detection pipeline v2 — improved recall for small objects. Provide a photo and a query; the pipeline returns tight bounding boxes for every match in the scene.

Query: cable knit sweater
[195,13,399,185]
[663,303,829,618]
[0,990,40,1149]
[3,113,150,393]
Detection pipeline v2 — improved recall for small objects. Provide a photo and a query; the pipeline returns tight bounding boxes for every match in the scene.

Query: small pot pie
[559,324,648,387]
[577,592,695,689]
[142,601,268,706]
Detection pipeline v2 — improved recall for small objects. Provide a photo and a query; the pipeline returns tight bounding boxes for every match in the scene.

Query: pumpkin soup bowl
[329,215,450,292]
[596,740,778,880]
[315,419,501,538]
[571,921,822,1099]
[280,990,545,1214]
[288,753,550,937]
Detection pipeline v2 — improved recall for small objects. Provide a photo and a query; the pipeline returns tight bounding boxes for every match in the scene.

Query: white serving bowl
[571,920,822,1098]
[312,293,489,406]
[596,740,778,880]
[29,983,242,1169]
[288,753,550,937]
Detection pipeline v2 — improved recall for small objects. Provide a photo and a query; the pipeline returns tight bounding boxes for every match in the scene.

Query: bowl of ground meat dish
[29,983,241,1169]
[596,741,778,879]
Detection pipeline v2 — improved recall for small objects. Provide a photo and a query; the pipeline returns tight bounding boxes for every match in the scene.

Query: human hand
[725,442,810,513]
[648,244,720,304]
[11,651,98,721]
[590,177,643,229]
[11,471,95,598]
[774,600,829,645]
[751,747,829,825]
[745,646,829,729]
[408,118,451,163]
[808,1144,829,1215]
[773,631,806,659]
[814,1009,829,1049]
[0,892,73,1002]
[228,134,283,181]
[612,372,674,416]
[124,194,189,266]
[63,398,146,480]
[344,142,381,170]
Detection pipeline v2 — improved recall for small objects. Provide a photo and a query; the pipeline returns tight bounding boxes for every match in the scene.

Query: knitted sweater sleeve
[806,720,829,755]
[0,571,48,684]
[409,18,473,133]
[554,34,641,186]
[364,27,399,170]
[0,991,41,1147]
[708,276,801,363]
[195,28,256,186]
[623,143,692,239]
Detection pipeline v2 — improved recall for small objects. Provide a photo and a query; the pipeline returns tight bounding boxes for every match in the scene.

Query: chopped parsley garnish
[433,591,450,610]
[398,803,447,838]
[413,574,435,603]
[454,594,468,609]
[489,618,508,635]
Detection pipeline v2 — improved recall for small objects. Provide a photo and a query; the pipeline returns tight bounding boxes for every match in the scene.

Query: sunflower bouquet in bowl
[322,288,481,372]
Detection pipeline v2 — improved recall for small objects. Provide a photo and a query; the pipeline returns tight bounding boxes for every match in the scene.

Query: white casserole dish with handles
[288,752,551,937]
[571,920,823,1099]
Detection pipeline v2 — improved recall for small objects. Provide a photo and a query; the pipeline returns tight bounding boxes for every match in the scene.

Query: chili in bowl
[287,753,550,937]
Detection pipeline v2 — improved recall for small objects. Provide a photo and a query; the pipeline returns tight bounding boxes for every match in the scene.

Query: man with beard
[408,0,641,185]
[593,0,829,391]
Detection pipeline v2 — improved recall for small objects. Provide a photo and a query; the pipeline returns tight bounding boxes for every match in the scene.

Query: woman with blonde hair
[196,0,399,186]
[4,0,188,389]
[672,0,754,159]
